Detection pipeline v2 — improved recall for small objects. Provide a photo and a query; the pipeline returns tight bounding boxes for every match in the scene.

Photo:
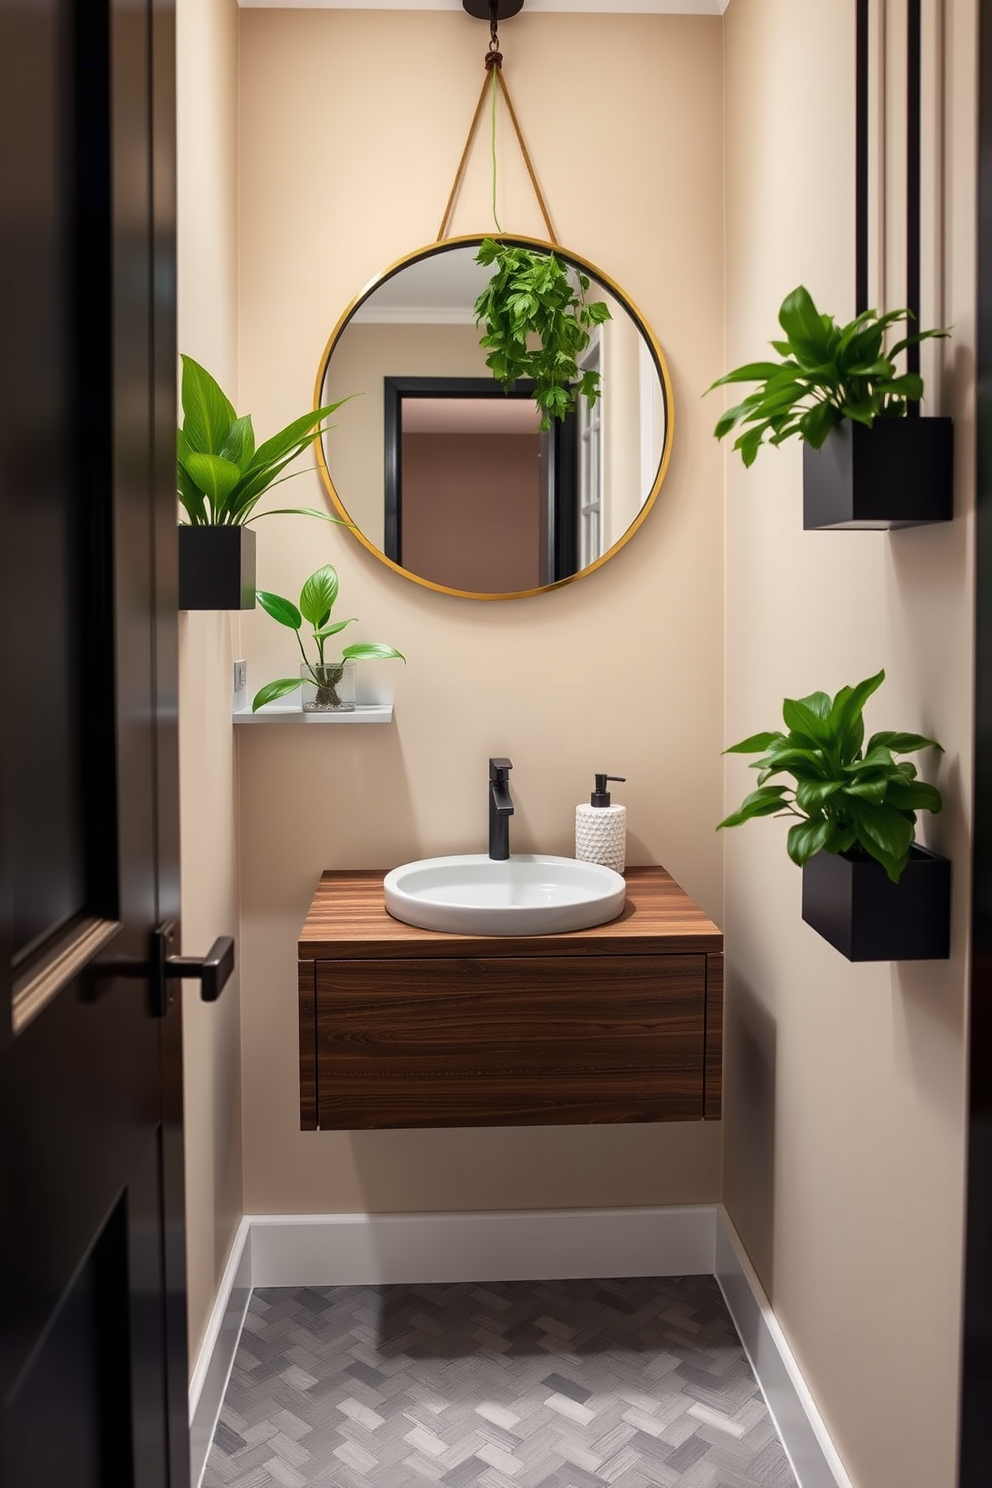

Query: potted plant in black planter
[718,669,950,960]
[252,563,404,713]
[177,356,350,610]
[706,286,952,529]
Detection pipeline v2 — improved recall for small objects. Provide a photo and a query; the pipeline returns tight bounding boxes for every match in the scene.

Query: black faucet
[488,758,514,860]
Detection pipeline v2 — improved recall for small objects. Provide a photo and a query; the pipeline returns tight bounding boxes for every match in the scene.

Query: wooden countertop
[298,865,723,960]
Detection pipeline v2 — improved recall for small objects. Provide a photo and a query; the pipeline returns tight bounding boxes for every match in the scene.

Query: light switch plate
[233,659,247,712]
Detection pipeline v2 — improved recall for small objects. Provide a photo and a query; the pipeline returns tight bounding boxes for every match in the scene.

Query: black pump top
[591,773,625,807]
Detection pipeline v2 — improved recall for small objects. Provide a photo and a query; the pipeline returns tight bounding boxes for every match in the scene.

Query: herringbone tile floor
[202,1276,797,1488]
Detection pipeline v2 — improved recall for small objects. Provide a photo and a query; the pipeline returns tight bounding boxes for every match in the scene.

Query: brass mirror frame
[313,235,676,601]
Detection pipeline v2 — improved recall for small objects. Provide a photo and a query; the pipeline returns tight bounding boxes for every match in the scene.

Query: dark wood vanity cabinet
[298,866,723,1130]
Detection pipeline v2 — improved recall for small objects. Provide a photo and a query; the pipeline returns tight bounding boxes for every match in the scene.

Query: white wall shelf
[233,704,393,725]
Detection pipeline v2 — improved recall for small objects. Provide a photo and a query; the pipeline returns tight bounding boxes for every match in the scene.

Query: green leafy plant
[718,669,942,882]
[706,285,949,468]
[252,563,404,711]
[473,239,612,430]
[177,355,351,526]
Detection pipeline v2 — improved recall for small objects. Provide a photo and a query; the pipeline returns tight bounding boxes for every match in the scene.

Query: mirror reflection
[316,238,672,599]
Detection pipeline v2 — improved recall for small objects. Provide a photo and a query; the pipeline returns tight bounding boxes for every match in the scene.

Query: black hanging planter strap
[805,0,952,532]
[855,0,869,316]
[906,0,922,406]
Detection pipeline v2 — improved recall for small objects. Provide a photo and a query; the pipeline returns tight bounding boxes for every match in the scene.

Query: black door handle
[167,936,235,1003]
[151,923,235,1014]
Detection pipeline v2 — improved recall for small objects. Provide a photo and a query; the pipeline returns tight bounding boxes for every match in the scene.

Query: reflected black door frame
[383,376,578,584]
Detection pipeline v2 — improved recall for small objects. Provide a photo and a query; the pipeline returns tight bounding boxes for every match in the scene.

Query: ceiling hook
[461,0,525,23]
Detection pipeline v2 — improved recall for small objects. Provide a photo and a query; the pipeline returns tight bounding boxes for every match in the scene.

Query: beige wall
[722,4,975,1487]
[236,10,725,1215]
[176,0,244,1374]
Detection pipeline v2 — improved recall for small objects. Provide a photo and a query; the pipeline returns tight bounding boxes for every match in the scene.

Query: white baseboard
[189,1217,252,1488]
[188,1204,849,1488]
[715,1207,854,1488]
[248,1204,717,1286]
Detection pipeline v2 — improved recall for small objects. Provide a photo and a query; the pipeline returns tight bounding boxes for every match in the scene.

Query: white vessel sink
[383,853,626,936]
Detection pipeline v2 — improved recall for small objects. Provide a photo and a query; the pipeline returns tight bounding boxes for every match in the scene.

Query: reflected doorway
[383,377,579,592]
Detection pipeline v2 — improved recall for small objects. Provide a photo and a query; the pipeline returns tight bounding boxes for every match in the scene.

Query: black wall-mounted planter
[803,416,953,530]
[178,526,256,611]
[802,845,950,962]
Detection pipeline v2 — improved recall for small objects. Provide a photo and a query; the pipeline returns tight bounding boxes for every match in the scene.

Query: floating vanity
[298,866,723,1131]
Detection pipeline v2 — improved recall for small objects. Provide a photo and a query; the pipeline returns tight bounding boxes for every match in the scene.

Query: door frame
[961,1,992,1481]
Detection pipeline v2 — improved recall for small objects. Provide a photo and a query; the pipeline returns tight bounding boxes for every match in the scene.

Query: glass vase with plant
[252,564,404,713]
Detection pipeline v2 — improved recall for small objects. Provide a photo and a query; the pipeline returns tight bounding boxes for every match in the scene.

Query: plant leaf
[866,729,943,756]
[252,678,303,711]
[797,689,833,720]
[717,786,790,829]
[341,642,406,661]
[883,373,925,400]
[884,780,942,813]
[786,815,834,866]
[220,414,255,472]
[723,731,785,754]
[795,779,842,811]
[299,564,340,627]
[827,669,885,750]
[313,618,357,640]
[842,778,888,803]
[856,835,910,883]
[778,286,831,366]
[182,452,242,511]
[177,457,207,524]
[706,361,791,391]
[752,745,828,779]
[845,797,915,860]
[250,507,351,525]
[848,744,896,774]
[782,696,830,743]
[823,824,858,854]
[250,400,352,471]
[887,326,951,358]
[255,591,302,630]
[225,450,312,519]
[180,355,236,455]
[798,400,840,449]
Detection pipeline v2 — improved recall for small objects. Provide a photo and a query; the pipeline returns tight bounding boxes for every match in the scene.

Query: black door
[0,0,189,1483]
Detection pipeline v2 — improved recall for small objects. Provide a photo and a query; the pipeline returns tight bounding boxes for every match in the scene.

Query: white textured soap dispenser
[575,773,627,873]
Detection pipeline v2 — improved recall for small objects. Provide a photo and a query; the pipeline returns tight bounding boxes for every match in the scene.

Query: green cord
[490,68,503,235]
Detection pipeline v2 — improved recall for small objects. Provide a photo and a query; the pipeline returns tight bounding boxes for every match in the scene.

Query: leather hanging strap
[436,58,559,245]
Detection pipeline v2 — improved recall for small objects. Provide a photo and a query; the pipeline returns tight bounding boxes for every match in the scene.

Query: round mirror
[314,236,674,600]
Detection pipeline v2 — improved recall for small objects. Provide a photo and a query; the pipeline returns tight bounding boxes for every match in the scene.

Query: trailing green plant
[706,285,949,468]
[177,355,352,526]
[718,669,942,883]
[252,563,404,711]
[473,239,611,430]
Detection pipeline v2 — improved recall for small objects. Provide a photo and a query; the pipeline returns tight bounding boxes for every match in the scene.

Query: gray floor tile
[201,1278,796,1488]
